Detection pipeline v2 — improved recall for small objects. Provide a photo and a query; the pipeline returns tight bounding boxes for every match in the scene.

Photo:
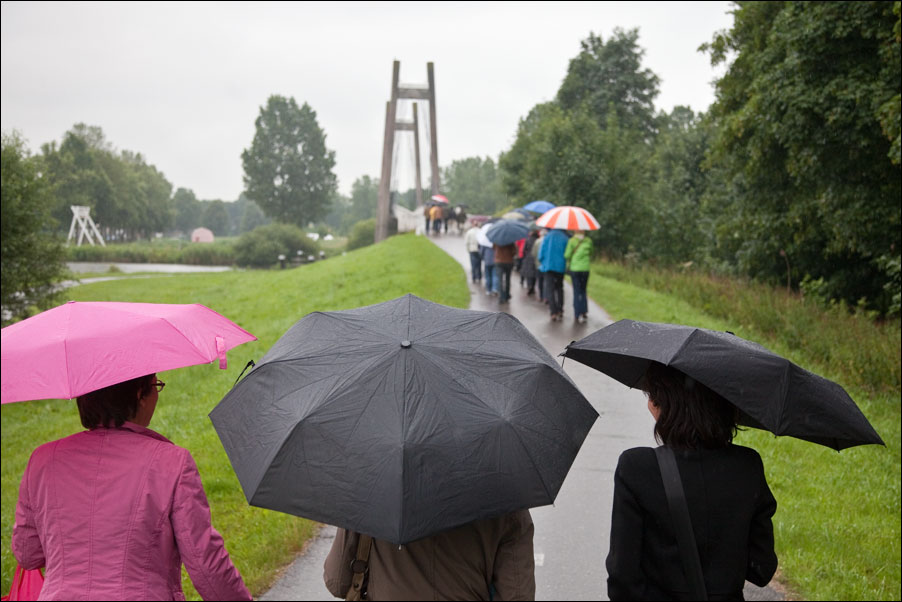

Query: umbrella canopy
[536,206,600,231]
[1,301,256,404]
[563,319,884,450]
[486,219,530,246]
[523,200,555,214]
[430,194,449,203]
[210,294,598,544]
[502,211,530,222]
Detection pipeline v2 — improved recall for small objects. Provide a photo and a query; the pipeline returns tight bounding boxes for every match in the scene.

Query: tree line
[499,1,900,316]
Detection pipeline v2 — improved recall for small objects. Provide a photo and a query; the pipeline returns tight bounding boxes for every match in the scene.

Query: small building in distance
[191,227,215,243]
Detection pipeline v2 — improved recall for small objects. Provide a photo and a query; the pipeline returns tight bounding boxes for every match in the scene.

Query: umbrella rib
[408,350,559,504]
[157,316,218,365]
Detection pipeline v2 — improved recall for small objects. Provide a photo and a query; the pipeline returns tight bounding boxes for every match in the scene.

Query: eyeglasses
[152,379,166,392]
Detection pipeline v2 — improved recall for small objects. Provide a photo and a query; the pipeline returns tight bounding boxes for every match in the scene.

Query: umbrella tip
[401,340,411,348]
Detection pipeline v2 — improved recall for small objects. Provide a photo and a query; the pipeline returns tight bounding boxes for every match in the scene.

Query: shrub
[179,241,235,266]
[234,223,318,268]
[347,219,376,251]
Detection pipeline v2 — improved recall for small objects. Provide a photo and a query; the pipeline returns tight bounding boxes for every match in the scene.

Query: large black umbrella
[563,319,883,451]
[211,294,598,544]
[485,219,530,246]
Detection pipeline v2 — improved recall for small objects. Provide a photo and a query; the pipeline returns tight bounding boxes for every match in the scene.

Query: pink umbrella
[535,206,600,231]
[430,194,449,204]
[1,301,256,404]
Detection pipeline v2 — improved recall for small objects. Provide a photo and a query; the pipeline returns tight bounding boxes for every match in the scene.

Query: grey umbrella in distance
[563,319,883,451]
[211,294,598,544]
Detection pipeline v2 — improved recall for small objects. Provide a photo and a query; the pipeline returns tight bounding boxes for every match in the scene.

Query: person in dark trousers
[493,242,516,304]
[537,228,569,321]
[481,243,498,296]
[464,221,483,283]
[564,231,593,323]
[521,230,540,296]
[606,362,778,600]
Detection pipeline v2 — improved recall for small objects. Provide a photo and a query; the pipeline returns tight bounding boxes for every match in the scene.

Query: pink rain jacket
[12,423,252,601]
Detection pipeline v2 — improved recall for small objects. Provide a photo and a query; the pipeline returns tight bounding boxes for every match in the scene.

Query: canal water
[67,262,233,274]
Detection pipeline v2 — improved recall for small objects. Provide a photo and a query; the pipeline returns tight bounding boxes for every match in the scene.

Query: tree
[1,132,67,325]
[500,103,650,255]
[202,200,230,236]
[238,198,269,234]
[241,95,337,227]
[172,187,202,233]
[347,175,379,227]
[643,107,713,264]
[40,129,115,233]
[441,157,507,215]
[703,0,901,313]
[557,29,661,137]
[40,124,172,240]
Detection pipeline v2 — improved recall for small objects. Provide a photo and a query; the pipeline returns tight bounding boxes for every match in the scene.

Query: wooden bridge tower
[375,61,439,243]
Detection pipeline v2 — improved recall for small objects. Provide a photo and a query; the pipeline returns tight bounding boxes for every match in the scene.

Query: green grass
[1,233,468,599]
[588,261,901,601]
[5,237,899,600]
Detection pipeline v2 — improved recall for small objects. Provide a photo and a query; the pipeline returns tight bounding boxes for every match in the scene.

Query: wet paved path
[261,233,783,600]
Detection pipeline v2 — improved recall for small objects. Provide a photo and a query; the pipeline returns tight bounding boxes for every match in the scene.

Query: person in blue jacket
[537,228,569,321]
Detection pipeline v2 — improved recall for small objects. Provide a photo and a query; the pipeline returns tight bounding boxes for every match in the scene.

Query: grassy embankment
[1,233,467,600]
[4,234,898,600]
[587,261,901,601]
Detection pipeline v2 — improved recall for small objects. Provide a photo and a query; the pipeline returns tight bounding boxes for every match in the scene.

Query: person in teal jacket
[538,228,570,321]
[564,231,594,323]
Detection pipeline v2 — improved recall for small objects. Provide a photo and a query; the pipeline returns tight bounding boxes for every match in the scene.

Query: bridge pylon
[375,61,439,243]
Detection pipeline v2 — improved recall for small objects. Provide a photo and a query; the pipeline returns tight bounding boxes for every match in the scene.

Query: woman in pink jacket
[12,373,252,601]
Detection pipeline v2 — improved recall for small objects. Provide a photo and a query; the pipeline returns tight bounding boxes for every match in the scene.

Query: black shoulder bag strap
[655,445,708,601]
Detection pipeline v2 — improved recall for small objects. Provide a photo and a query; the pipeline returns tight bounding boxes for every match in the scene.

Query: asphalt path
[260,232,783,601]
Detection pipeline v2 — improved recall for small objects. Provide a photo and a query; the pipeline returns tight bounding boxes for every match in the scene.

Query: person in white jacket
[464,221,483,283]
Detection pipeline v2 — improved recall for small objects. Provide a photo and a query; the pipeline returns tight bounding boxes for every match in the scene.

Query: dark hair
[76,374,155,429]
[640,362,738,450]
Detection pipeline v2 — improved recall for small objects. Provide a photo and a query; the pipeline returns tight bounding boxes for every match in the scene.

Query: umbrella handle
[233,360,256,387]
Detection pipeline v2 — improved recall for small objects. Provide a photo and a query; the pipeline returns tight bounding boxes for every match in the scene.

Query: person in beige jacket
[324,510,535,601]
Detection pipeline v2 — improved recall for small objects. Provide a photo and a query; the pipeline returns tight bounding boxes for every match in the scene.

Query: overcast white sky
[1,1,734,201]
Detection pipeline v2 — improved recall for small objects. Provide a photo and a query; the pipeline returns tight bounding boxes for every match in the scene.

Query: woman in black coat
[606,362,778,601]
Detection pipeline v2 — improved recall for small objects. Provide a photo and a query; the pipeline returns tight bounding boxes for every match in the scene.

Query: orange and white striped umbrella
[535,206,600,230]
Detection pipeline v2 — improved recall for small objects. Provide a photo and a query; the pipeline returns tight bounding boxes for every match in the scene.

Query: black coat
[606,444,777,601]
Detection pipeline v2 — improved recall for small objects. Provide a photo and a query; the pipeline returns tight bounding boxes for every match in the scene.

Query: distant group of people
[464,220,594,322]
[424,204,467,236]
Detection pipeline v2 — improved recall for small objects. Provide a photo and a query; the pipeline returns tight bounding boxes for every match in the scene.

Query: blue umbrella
[486,219,530,246]
[524,200,556,214]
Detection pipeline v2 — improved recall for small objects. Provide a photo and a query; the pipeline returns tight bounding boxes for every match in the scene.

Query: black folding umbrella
[486,219,530,246]
[563,319,883,451]
[211,294,598,544]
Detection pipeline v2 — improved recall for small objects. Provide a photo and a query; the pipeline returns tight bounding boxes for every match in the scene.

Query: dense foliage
[233,223,318,268]
[324,176,379,234]
[1,133,67,325]
[40,124,173,240]
[441,156,508,215]
[346,218,376,251]
[241,95,337,228]
[703,0,901,314]
[499,3,901,315]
